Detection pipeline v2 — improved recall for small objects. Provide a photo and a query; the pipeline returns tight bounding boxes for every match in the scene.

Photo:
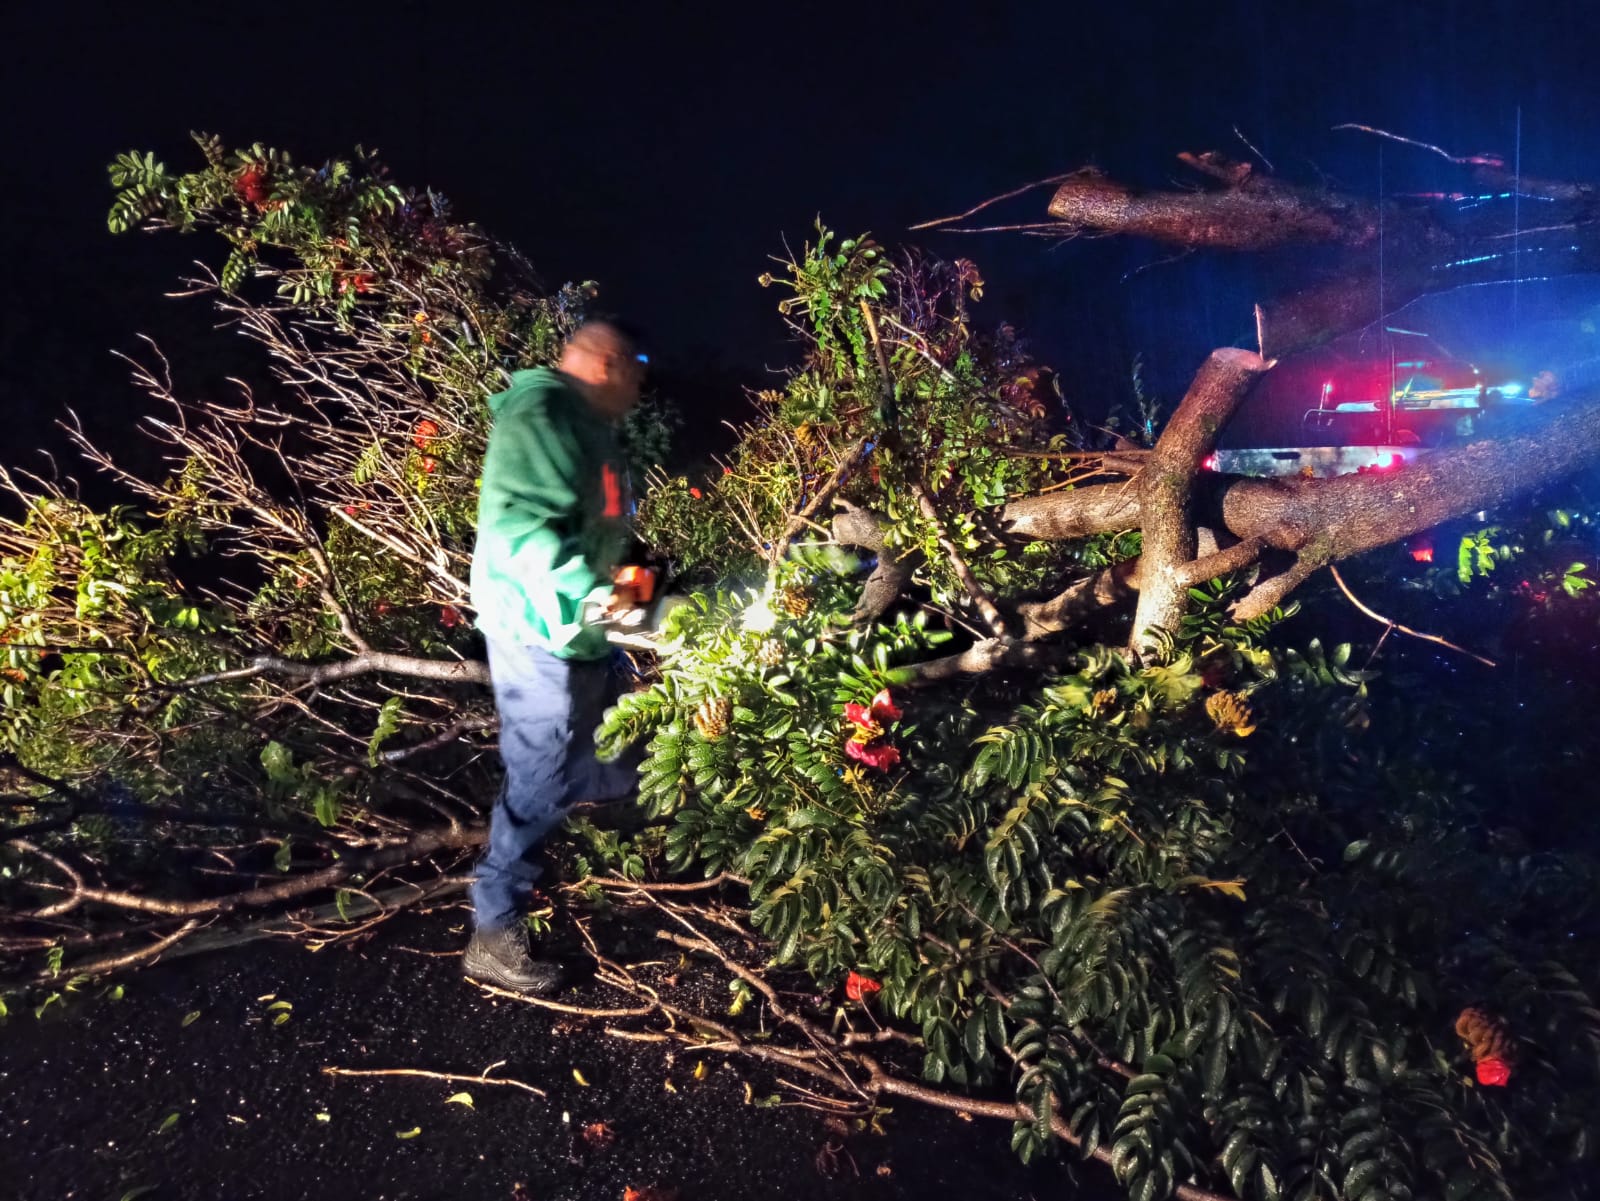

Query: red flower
[374,598,391,616]
[1476,1057,1512,1087]
[413,419,440,449]
[234,166,269,207]
[869,688,902,722]
[844,970,881,1002]
[343,505,359,517]
[439,605,463,629]
[689,487,703,500]
[722,466,733,476]
[420,456,438,474]
[845,738,901,771]
[845,690,902,729]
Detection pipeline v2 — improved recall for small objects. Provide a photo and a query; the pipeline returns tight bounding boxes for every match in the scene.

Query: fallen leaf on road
[572,1068,591,1087]
[445,1092,474,1109]
[581,1121,617,1149]
[623,1187,680,1201]
[395,1127,421,1140]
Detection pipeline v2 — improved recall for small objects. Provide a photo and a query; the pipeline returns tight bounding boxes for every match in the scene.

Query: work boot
[463,925,566,996]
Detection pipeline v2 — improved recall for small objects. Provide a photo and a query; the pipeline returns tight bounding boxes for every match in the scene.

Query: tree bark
[1045,165,1385,251]
[991,389,1600,631]
[832,500,923,623]
[1129,348,1273,654]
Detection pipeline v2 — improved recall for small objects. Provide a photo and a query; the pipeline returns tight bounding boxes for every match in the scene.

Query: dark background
[3,0,1598,463]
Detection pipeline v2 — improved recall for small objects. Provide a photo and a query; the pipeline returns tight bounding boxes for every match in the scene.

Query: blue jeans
[470,636,639,930]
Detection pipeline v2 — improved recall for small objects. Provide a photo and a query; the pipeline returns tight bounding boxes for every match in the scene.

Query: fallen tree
[4,135,1600,1201]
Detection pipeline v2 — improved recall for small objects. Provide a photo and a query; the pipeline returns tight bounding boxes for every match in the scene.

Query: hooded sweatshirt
[470,367,630,660]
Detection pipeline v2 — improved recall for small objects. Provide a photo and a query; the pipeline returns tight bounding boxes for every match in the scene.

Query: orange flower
[420,456,438,474]
[689,487,702,499]
[1476,1057,1512,1087]
[844,970,882,1002]
[413,419,440,449]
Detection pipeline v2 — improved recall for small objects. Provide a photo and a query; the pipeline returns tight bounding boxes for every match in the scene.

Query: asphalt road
[0,900,1095,1201]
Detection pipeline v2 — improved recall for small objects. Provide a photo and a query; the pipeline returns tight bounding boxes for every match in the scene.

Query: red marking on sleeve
[601,463,623,518]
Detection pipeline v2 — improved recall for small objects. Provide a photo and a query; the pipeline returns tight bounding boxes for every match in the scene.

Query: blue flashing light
[1499,383,1523,397]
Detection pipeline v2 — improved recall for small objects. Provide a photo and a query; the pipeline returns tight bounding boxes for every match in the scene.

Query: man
[464,320,647,995]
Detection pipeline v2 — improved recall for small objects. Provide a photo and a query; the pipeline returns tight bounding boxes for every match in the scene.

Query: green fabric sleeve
[480,390,606,629]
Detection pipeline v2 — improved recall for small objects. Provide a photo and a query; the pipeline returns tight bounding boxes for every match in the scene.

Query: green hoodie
[470,367,630,660]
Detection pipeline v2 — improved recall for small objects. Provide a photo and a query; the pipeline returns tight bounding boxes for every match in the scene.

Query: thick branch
[1131,348,1273,653]
[1002,484,1140,541]
[1046,165,1383,250]
[1001,389,1600,620]
[170,649,491,690]
[831,500,923,622]
[19,824,483,917]
[1015,561,1139,640]
[904,638,1077,684]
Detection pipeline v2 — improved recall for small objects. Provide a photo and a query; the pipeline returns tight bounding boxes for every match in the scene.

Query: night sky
[5,0,1599,460]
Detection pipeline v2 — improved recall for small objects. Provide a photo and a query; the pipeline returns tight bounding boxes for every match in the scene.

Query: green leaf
[367,695,404,765]
[261,740,297,787]
[156,1111,180,1135]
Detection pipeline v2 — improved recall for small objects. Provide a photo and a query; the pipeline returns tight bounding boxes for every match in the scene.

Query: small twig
[909,175,1077,231]
[572,872,748,895]
[909,482,1010,638]
[322,1064,547,1099]
[470,980,655,1020]
[1328,565,1497,667]
[1332,123,1504,168]
[1233,125,1276,173]
[26,919,203,983]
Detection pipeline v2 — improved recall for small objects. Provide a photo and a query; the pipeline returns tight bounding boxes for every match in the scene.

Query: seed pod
[777,585,813,619]
[754,639,785,669]
[1455,1007,1514,1065]
[693,695,733,740]
[1205,690,1256,737]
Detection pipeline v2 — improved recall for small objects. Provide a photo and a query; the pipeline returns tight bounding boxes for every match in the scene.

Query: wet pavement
[0,901,1090,1201]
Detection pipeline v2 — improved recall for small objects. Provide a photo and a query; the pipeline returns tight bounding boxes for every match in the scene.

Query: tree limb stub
[1001,484,1141,541]
[1131,348,1273,654]
[831,499,923,624]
